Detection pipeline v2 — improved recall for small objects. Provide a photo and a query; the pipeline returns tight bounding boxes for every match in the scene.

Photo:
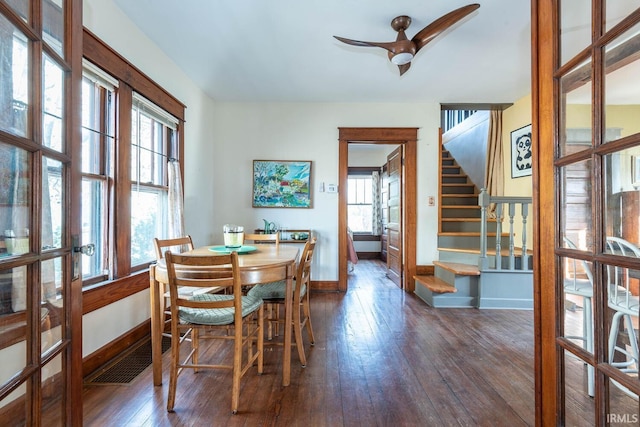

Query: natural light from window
[348,176,372,233]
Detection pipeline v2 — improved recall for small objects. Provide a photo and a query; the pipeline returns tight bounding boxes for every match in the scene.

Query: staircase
[414,147,533,309]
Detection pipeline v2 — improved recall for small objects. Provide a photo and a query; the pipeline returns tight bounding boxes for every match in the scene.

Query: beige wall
[502,95,534,249]
[503,94,533,198]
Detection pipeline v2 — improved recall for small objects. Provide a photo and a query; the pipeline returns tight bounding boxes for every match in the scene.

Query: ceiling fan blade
[411,3,480,53]
[333,36,400,54]
[398,62,411,76]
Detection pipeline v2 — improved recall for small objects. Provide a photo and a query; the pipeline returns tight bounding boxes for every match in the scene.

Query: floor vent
[85,336,170,385]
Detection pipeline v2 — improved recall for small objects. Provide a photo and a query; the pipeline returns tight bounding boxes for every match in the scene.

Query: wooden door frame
[338,127,417,292]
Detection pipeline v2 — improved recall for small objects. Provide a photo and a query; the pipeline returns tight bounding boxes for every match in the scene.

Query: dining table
[149,243,300,387]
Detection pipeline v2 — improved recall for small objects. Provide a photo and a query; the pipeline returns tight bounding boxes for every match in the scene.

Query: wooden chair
[247,237,317,367]
[154,235,194,260]
[164,251,264,414]
[153,236,224,338]
[244,232,280,245]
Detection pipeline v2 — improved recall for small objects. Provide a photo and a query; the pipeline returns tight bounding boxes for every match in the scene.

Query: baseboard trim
[416,265,435,275]
[311,280,340,292]
[356,252,383,260]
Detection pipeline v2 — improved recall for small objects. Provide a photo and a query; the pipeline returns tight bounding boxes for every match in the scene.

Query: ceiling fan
[333,3,480,76]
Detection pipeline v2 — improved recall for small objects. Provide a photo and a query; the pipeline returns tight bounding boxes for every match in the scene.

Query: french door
[535,1,640,424]
[0,0,82,425]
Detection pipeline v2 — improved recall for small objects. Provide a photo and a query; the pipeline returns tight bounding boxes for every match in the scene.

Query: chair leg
[266,303,273,340]
[608,313,640,399]
[609,311,624,365]
[293,303,306,367]
[231,324,243,415]
[583,296,594,397]
[167,327,180,412]
[192,328,199,373]
[257,305,264,374]
[623,314,639,371]
[303,297,315,345]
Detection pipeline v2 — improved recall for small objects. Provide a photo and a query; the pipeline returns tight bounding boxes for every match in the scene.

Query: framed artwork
[253,160,312,208]
[510,124,532,178]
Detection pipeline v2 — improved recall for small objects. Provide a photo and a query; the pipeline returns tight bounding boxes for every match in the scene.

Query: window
[80,64,116,283]
[130,94,178,267]
[80,54,183,285]
[348,175,373,233]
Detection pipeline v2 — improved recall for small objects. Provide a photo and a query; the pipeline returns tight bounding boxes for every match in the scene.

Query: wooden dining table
[149,243,300,387]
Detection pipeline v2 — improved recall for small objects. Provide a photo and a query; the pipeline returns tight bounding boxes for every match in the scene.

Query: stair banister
[478,188,491,270]
[478,188,532,271]
[509,203,516,270]
[495,203,503,270]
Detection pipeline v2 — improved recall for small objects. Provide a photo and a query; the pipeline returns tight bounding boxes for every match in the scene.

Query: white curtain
[484,110,504,217]
[371,170,382,235]
[168,160,185,239]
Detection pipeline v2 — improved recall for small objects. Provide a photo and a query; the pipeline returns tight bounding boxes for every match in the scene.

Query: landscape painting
[253,160,312,208]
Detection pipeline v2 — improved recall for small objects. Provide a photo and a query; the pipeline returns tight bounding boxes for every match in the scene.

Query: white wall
[83,0,218,249]
[81,0,442,356]
[348,144,397,167]
[211,103,441,281]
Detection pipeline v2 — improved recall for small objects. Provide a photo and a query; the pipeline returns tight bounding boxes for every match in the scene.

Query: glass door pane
[0,15,29,138]
[604,21,640,145]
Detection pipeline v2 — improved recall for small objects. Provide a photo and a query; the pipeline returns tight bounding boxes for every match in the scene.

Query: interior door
[0,1,82,424]
[386,146,403,288]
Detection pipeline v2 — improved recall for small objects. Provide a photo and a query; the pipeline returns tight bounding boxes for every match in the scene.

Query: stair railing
[478,188,532,271]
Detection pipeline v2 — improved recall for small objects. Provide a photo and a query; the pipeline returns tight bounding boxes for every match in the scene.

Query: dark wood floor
[82,260,632,426]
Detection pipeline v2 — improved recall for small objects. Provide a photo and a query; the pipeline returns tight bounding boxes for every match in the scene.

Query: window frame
[80,69,115,285]
[80,30,185,312]
[347,167,378,235]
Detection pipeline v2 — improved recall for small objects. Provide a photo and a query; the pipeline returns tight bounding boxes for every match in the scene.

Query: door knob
[74,243,95,256]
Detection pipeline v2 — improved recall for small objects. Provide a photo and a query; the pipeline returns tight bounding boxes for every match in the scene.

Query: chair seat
[163,286,224,298]
[608,287,640,315]
[563,278,593,297]
[247,280,306,301]
[179,294,263,326]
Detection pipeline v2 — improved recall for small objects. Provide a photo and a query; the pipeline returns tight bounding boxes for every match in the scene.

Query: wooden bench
[413,275,457,294]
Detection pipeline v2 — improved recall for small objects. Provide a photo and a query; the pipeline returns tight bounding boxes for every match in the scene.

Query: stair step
[441,194,477,198]
[439,247,533,257]
[433,261,480,276]
[442,177,469,185]
[438,231,506,237]
[441,205,480,210]
[414,275,457,294]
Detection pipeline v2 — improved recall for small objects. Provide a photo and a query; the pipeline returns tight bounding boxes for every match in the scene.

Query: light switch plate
[326,184,338,193]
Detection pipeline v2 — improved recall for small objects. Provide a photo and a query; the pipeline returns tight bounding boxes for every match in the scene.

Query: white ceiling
[112,0,532,104]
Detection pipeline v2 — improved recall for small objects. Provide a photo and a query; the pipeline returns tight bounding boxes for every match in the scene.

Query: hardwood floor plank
[81,259,636,426]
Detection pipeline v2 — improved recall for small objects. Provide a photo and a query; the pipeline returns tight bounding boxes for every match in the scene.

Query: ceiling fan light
[391,52,413,65]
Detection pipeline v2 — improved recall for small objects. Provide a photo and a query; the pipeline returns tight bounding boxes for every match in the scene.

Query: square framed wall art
[511,124,532,178]
[252,160,312,208]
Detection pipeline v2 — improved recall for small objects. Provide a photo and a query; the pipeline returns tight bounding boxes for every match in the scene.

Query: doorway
[338,127,417,292]
[346,144,399,284]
